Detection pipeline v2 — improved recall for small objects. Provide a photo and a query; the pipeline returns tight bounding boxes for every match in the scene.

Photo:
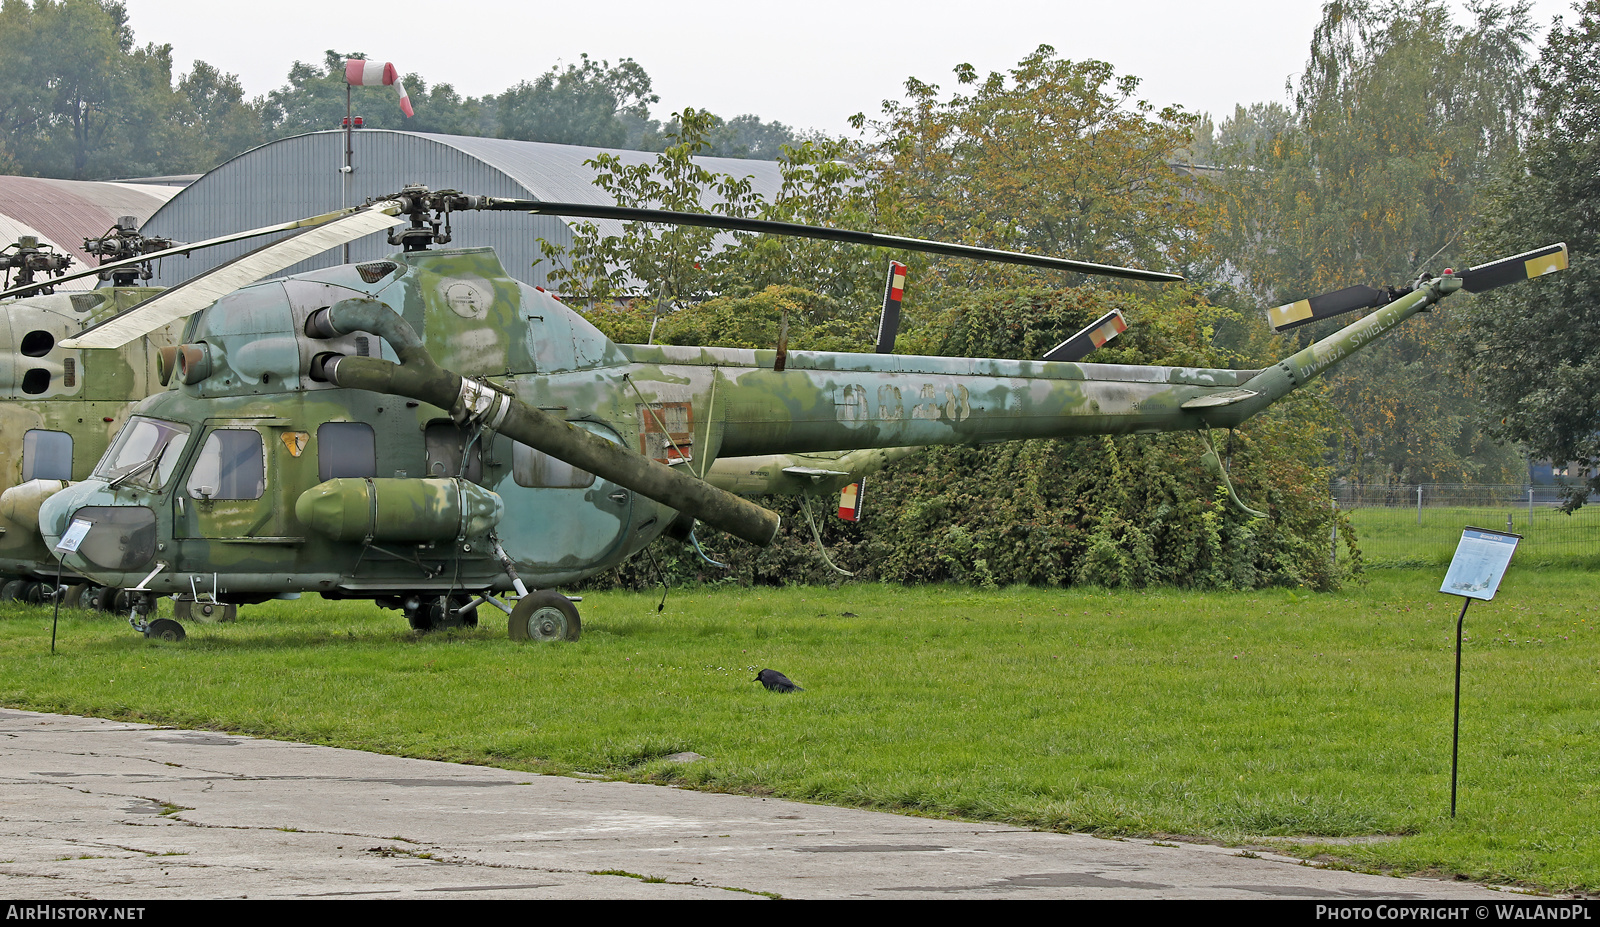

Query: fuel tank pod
[0,479,69,533]
[295,477,504,543]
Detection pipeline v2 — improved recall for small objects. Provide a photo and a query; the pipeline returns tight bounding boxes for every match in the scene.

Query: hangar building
[0,176,181,292]
[139,130,785,291]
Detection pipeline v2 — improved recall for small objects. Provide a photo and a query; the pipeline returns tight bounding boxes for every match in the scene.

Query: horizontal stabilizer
[1458,243,1568,293]
[782,467,853,481]
[1181,388,1260,410]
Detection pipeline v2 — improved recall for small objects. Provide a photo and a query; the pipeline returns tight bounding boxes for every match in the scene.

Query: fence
[1335,483,1600,564]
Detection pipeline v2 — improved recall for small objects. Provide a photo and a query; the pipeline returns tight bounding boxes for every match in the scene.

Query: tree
[855,45,1210,293]
[1458,0,1600,506]
[169,61,265,171]
[496,54,657,148]
[538,108,758,305]
[1216,0,1533,300]
[0,0,189,179]
[1210,1,1536,486]
[657,111,798,159]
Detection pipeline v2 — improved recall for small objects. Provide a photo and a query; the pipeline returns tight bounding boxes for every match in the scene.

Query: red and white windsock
[344,59,413,117]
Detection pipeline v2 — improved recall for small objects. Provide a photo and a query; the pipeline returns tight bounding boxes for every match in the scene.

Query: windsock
[344,59,413,117]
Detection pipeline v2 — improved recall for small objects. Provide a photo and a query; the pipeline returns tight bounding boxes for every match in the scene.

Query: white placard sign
[55,518,93,554]
[1440,526,1521,601]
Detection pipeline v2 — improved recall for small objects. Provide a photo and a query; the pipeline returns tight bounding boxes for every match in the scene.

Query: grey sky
[124,0,1578,137]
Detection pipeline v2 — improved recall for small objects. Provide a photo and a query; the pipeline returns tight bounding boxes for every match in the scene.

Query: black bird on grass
[755,668,803,693]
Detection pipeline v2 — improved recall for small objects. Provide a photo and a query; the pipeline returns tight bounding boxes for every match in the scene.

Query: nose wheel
[144,618,186,642]
[402,594,478,632]
[507,590,581,642]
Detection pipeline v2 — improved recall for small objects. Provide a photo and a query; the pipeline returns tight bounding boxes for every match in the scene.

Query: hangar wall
[139,130,785,292]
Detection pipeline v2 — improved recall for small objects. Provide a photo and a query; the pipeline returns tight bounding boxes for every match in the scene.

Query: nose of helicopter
[37,480,115,550]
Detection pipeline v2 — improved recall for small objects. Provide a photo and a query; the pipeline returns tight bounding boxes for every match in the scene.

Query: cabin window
[317,422,376,481]
[21,369,49,394]
[187,429,264,500]
[20,330,53,357]
[22,430,71,481]
[512,442,594,489]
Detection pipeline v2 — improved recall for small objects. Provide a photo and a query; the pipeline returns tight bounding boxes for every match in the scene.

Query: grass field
[2,569,1598,893]
[1346,505,1600,565]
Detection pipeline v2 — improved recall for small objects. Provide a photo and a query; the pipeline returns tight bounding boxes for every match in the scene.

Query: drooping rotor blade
[483,198,1183,283]
[876,260,907,354]
[1042,309,1128,362]
[1458,242,1568,292]
[62,205,404,349]
[1267,284,1400,333]
[0,205,385,301]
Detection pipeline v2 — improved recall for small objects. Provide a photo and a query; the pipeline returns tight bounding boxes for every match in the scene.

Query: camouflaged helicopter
[0,222,201,607]
[28,186,1568,642]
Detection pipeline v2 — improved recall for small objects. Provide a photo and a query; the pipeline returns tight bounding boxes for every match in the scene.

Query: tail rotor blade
[1458,243,1568,293]
[1268,243,1570,333]
[1268,284,1396,333]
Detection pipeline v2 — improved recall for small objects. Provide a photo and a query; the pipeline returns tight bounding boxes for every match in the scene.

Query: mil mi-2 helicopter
[0,221,199,607]
[0,209,414,613]
[30,185,1567,642]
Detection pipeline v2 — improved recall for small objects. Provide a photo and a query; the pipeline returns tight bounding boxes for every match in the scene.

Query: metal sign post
[1439,526,1521,817]
[49,518,93,654]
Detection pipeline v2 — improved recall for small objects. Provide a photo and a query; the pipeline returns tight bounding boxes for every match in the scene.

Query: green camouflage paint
[35,251,1472,601]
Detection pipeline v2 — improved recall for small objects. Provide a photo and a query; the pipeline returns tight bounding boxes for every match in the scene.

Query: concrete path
[0,708,1533,900]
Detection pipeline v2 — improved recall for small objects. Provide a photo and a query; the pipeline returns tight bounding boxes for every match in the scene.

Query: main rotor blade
[1042,309,1128,361]
[62,206,404,349]
[484,199,1183,282]
[1459,242,1567,292]
[0,205,383,301]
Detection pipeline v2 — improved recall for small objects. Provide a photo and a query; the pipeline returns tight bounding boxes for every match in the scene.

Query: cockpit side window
[187,429,265,500]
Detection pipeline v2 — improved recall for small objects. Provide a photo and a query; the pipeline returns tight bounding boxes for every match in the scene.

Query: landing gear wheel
[145,618,185,642]
[0,580,23,602]
[88,586,120,612]
[61,584,86,609]
[175,600,236,623]
[404,594,433,632]
[508,590,580,642]
[428,595,477,631]
[20,582,48,605]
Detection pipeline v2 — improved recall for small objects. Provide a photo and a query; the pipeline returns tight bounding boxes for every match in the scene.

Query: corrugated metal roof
[0,177,179,289]
[140,130,784,291]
